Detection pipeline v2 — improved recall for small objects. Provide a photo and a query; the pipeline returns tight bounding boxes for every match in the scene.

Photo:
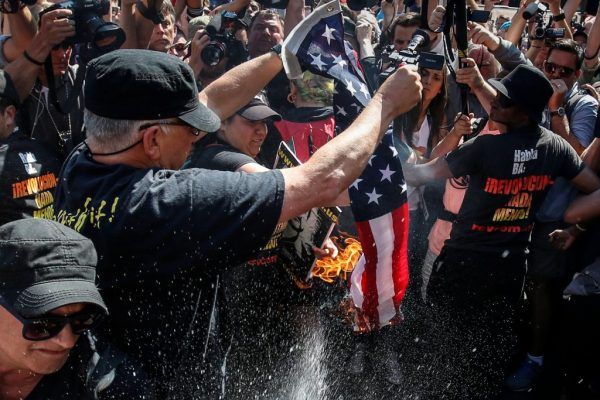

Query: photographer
[187,15,249,89]
[14,0,126,161]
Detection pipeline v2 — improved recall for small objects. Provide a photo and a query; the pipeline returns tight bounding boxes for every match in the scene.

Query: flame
[310,238,363,283]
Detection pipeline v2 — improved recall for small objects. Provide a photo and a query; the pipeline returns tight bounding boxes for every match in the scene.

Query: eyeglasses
[139,122,201,136]
[20,310,105,341]
[495,93,514,108]
[544,61,575,78]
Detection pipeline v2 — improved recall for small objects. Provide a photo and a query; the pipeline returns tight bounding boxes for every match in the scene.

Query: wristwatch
[550,107,566,118]
[552,12,566,22]
[270,44,282,59]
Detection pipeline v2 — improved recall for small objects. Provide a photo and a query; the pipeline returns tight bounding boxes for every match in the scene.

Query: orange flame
[310,238,363,283]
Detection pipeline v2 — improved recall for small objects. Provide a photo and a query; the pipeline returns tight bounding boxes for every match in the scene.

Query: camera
[379,29,445,84]
[522,2,565,41]
[522,1,547,20]
[39,0,125,54]
[201,13,248,67]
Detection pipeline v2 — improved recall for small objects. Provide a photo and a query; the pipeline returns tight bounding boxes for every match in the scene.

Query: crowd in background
[0,0,599,398]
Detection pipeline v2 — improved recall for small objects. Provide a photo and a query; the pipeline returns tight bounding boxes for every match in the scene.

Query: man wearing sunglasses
[403,64,600,398]
[543,39,598,155]
[508,38,600,392]
[0,219,154,399]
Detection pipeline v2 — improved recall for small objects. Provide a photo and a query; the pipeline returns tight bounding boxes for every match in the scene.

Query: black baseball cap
[237,98,282,121]
[0,219,107,318]
[84,49,221,133]
[0,70,20,108]
[488,64,553,123]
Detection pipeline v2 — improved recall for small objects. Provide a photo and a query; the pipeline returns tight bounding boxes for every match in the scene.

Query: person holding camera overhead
[1,0,125,162]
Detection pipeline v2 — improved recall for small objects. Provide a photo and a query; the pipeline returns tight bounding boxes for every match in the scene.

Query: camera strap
[44,53,86,115]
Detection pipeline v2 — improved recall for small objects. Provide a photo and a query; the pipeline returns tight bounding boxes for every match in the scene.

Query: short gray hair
[84,109,176,153]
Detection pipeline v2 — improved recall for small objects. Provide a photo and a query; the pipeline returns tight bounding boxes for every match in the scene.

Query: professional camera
[522,1,565,40]
[379,29,445,85]
[40,0,125,54]
[201,12,248,67]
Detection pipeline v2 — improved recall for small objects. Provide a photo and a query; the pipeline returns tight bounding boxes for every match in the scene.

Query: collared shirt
[542,82,599,148]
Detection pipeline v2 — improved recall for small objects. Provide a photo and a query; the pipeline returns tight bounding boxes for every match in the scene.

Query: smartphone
[467,9,491,23]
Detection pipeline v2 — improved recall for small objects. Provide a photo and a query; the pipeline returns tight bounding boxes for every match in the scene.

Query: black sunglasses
[139,122,201,136]
[19,310,105,341]
[544,61,575,78]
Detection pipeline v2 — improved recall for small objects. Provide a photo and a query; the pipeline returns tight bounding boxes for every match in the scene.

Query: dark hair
[403,66,448,156]
[548,39,584,70]
[0,97,17,113]
[388,13,420,40]
[161,0,176,23]
[248,9,284,33]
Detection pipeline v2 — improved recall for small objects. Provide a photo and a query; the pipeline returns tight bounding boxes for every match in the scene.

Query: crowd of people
[0,0,599,397]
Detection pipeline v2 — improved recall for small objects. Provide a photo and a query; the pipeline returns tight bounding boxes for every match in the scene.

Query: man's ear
[3,105,16,127]
[142,126,162,162]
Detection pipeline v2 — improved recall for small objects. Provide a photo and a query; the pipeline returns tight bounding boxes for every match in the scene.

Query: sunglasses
[139,121,201,136]
[20,310,105,341]
[544,61,575,78]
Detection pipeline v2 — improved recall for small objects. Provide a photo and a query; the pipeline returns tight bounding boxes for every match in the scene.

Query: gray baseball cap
[0,219,107,318]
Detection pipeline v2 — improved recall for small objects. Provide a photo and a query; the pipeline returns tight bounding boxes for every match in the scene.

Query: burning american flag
[282,0,409,332]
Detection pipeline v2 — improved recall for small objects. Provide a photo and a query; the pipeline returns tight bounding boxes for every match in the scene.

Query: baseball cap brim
[178,102,222,134]
[238,104,282,122]
[11,280,108,318]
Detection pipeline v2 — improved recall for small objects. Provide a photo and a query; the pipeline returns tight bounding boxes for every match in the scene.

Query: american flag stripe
[351,203,409,327]
[282,0,409,331]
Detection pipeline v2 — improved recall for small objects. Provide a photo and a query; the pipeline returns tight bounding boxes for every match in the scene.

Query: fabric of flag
[282,0,409,331]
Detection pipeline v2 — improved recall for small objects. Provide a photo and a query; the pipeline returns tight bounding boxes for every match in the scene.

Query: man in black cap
[404,64,600,398]
[51,48,422,396]
[0,219,153,399]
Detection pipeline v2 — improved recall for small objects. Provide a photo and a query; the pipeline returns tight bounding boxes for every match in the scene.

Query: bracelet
[23,50,44,66]
[575,223,587,232]
[552,12,565,22]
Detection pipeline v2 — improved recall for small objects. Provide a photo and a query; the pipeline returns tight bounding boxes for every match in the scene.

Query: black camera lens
[91,20,126,52]
[201,42,226,67]
[534,26,546,39]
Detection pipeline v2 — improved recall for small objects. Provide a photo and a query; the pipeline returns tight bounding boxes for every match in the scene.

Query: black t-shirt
[51,144,285,393]
[186,141,255,171]
[17,69,85,161]
[0,131,62,226]
[27,333,154,399]
[445,125,584,256]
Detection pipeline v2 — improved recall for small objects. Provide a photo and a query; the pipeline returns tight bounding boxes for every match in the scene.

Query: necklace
[29,80,73,154]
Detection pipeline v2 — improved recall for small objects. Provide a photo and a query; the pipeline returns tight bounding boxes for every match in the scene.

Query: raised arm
[4,9,75,102]
[199,51,284,120]
[1,6,36,63]
[277,66,422,223]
